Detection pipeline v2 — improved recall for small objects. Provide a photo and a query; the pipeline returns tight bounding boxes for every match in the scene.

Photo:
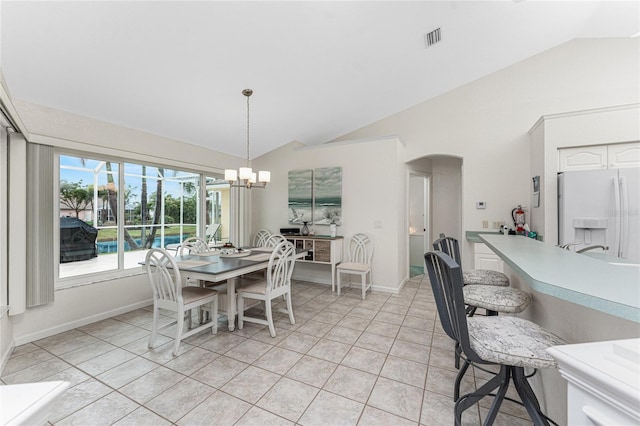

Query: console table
[285,236,343,291]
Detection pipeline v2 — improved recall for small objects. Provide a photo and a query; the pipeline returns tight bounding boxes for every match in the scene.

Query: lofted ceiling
[1,1,638,160]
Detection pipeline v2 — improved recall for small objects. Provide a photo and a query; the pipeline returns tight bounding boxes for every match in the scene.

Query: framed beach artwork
[288,169,313,224]
[313,167,342,225]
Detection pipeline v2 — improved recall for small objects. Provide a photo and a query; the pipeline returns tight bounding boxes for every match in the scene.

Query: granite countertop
[480,234,640,323]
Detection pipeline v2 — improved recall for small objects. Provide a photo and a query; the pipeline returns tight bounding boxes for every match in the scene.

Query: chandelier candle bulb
[258,171,270,183]
[224,169,237,181]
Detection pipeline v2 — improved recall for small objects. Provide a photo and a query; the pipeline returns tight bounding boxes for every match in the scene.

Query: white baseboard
[370,284,400,294]
[292,273,332,286]
[0,338,15,378]
[14,299,153,346]
[398,275,410,291]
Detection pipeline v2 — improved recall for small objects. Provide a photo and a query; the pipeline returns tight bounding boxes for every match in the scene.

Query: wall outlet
[476,201,486,209]
[492,221,502,229]
[482,220,488,229]
[374,220,383,229]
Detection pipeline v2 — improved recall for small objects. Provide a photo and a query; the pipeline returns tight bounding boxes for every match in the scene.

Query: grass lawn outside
[96,225,197,242]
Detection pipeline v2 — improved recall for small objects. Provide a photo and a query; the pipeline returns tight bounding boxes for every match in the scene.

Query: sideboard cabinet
[285,236,343,291]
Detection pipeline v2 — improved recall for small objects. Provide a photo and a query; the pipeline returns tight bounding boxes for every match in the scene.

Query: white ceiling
[1,1,638,159]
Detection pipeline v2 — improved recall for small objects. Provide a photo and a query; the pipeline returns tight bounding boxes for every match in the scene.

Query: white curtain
[26,142,55,307]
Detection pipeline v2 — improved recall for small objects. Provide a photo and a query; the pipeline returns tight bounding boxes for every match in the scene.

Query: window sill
[56,269,146,291]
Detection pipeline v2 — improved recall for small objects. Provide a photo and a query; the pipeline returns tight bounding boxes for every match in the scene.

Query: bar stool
[433,235,531,317]
[425,251,564,425]
[432,235,531,400]
[437,234,509,287]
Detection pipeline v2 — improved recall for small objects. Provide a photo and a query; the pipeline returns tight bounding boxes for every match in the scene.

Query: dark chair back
[424,250,482,364]
[432,234,462,265]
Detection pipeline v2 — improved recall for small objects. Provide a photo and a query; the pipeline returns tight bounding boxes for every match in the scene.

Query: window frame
[55,148,231,289]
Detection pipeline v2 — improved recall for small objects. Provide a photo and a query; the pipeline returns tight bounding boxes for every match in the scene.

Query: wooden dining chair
[264,233,287,247]
[237,240,296,337]
[178,236,210,256]
[253,229,272,247]
[144,248,218,356]
[337,233,373,299]
[177,236,225,323]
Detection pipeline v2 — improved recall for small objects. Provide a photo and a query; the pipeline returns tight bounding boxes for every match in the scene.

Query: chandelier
[224,89,270,189]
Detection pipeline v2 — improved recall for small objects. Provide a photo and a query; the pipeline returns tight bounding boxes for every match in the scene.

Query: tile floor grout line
[3,278,536,425]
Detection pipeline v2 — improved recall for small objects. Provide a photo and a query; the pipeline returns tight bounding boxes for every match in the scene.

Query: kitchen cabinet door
[558,145,607,172]
[473,243,504,272]
[608,142,640,169]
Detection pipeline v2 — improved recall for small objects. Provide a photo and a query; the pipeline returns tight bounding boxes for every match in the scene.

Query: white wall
[251,138,407,292]
[7,100,246,345]
[332,38,640,268]
[431,157,462,242]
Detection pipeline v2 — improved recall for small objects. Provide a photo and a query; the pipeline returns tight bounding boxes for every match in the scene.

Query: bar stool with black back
[433,235,531,399]
[433,235,530,317]
[336,233,373,300]
[144,248,218,356]
[425,250,564,425]
[437,234,510,287]
[236,240,297,337]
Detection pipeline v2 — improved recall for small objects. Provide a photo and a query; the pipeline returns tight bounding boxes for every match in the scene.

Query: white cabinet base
[0,380,70,425]
[548,339,640,425]
[473,243,504,272]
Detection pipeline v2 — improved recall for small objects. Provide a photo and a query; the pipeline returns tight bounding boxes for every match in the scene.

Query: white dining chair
[264,233,287,247]
[237,240,296,337]
[177,236,229,322]
[337,233,374,299]
[144,248,218,356]
[253,229,272,247]
[178,236,210,256]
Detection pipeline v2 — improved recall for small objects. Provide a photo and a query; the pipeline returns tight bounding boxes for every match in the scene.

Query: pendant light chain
[246,91,250,167]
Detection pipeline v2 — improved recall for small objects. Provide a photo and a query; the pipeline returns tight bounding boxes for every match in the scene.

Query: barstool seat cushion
[463,269,509,286]
[463,286,531,314]
[467,316,565,369]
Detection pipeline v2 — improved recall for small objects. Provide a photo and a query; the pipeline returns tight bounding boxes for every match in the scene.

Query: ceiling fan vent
[424,28,441,48]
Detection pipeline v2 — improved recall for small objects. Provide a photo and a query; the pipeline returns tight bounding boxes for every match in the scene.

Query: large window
[58,153,230,283]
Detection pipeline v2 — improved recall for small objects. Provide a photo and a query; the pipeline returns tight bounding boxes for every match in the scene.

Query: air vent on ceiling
[424,28,441,48]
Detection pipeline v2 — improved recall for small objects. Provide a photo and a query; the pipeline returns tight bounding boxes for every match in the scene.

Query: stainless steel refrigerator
[558,168,640,263]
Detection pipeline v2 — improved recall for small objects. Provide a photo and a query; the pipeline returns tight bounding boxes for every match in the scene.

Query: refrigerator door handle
[619,176,629,259]
[612,176,621,257]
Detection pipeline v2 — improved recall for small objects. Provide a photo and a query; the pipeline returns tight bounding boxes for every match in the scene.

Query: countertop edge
[480,235,640,323]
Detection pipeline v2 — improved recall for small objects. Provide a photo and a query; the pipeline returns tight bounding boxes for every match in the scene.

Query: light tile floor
[2,275,534,425]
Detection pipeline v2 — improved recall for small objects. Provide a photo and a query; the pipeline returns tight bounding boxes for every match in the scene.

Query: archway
[406,155,463,276]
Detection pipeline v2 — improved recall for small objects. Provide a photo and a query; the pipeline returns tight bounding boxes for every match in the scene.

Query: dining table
[147,246,306,331]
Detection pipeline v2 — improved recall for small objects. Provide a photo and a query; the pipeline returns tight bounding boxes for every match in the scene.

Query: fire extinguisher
[512,205,526,233]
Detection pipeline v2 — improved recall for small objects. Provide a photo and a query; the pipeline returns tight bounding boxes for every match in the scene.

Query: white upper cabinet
[608,142,640,169]
[558,145,607,171]
[559,142,640,172]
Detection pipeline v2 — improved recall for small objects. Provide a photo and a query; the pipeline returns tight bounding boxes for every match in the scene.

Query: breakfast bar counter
[478,234,640,425]
[479,234,640,323]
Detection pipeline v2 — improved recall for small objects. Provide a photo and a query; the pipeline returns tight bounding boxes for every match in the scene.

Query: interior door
[409,174,429,275]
